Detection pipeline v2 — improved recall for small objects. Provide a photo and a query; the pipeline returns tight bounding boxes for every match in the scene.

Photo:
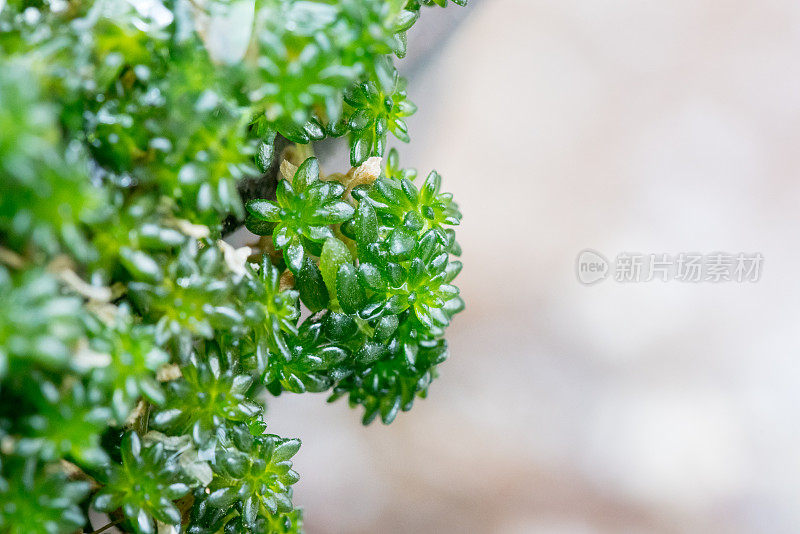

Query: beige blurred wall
[266,1,800,532]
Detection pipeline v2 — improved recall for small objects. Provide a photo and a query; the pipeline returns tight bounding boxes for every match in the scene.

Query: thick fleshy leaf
[336,263,365,314]
[272,438,301,462]
[208,487,238,508]
[350,132,371,166]
[119,248,162,283]
[319,237,352,297]
[387,228,416,259]
[285,242,305,273]
[353,201,378,243]
[293,157,319,193]
[297,256,329,312]
[247,199,282,221]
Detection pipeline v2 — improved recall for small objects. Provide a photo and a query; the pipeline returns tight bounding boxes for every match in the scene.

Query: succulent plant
[245,157,354,273]
[0,0,466,531]
[93,432,191,534]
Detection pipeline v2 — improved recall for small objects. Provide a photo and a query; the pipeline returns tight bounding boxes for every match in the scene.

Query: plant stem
[89,518,124,534]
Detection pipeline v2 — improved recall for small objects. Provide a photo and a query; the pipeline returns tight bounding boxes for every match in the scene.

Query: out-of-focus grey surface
[266,1,800,532]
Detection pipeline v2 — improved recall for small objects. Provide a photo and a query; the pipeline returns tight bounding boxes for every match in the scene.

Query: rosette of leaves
[85,307,169,422]
[333,0,419,69]
[240,256,300,371]
[344,217,463,329]
[250,0,440,144]
[141,58,255,224]
[330,151,465,328]
[189,427,301,533]
[0,62,98,262]
[14,377,110,468]
[245,157,354,273]
[151,346,262,460]
[263,318,351,395]
[250,13,360,144]
[85,17,254,225]
[329,319,449,424]
[0,267,84,380]
[344,76,416,166]
[82,16,170,173]
[93,431,192,534]
[127,240,245,347]
[88,191,187,284]
[0,456,89,534]
[352,154,462,245]
[377,148,464,259]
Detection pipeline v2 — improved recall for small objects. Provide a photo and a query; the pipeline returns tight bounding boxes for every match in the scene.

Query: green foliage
[16,377,110,467]
[86,307,169,422]
[250,0,428,143]
[0,267,84,379]
[128,241,246,346]
[190,429,301,532]
[246,158,354,273]
[345,77,417,166]
[250,20,357,144]
[362,148,462,241]
[93,432,191,534]
[247,148,464,420]
[330,328,450,424]
[241,256,301,366]
[0,456,89,534]
[263,317,350,394]
[152,347,262,459]
[0,0,465,532]
[0,63,99,261]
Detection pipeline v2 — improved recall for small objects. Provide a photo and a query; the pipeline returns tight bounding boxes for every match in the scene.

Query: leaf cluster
[246,149,463,423]
[0,0,465,532]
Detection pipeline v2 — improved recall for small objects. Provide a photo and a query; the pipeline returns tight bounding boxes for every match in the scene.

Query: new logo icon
[576,249,609,285]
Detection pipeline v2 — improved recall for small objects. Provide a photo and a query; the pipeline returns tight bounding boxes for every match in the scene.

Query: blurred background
[265,1,800,532]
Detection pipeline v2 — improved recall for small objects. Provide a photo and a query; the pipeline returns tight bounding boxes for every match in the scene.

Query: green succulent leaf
[86,307,169,422]
[319,237,353,300]
[297,256,330,312]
